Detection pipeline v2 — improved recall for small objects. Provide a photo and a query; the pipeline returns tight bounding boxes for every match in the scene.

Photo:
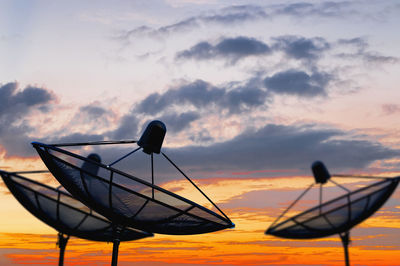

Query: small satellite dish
[265,161,399,266]
[0,170,151,266]
[32,120,234,265]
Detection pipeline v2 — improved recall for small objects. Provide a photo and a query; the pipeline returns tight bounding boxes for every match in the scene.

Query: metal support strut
[270,183,314,228]
[57,233,69,266]
[161,152,231,222]
[109,147,141,167]
[339,231,351,266]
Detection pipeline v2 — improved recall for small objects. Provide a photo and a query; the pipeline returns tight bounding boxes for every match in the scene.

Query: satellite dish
[0,170,152,266]
[265,161,400,266]
[32,120,234,265]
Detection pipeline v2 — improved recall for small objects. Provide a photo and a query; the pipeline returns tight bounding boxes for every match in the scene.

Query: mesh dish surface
[0,171,152,242]
[266,177,400,239]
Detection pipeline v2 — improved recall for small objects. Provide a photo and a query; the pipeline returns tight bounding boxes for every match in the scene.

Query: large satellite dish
[0,169,151,266]
[32,120,234,264]
[265,161,400,266]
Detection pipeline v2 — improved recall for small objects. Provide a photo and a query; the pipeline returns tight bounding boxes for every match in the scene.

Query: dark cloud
[94,123,399,181]
[135,79,269,115]
[215,37,270,56]
[0,83,118,158]
[264,69,331,97]
[273,35,330,61]
[107,79,269,140]
[108,114,139,140]
[158,112,200,133]
[177,37,270,63]
[0,82,54,157]
[111,66,334,140]
[165,123,399,175]
[0,82,53,118]
[177,35,333,64]
[223,85,269,113]
[135,80,220,115]
[177,42,214,60]
[107,81,224,139]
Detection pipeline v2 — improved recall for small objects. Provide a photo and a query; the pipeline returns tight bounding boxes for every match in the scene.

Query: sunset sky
[1,0,400,265]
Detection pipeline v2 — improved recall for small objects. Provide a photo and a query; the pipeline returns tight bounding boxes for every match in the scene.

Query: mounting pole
[339,231,351,266]
[111,226,121,266]
[57,233,69,266]
[151,152,154,199]
[111,239,120,266]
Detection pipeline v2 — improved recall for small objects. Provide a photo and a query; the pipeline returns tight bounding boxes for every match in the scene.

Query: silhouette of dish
[266,177,399,239]
[32,141,233,235]
[32,120,233,266]
[0,170,152,242]
[265,161,400,266]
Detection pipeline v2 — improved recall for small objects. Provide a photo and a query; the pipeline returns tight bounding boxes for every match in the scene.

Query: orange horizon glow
[0,171,399,266]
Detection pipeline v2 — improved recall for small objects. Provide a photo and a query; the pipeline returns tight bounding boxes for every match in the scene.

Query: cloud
[272,1,352,18]
[121,5,268,39]
[164,123,399,175]
[135,79,269,115]
[158,112,200,133]
[176,42,214,59]
[363,53,398,64]
[63,102,116,133]
[0,82,53,120]
[106,79,269,139]
[273,35,330,61]
[0,125,38,158]
[206,5,269,24]
[156,17,199,35]
[176,36,271,63]
[79,103,108,118]
[264,69,331,97]
[336,37,399,64]
[135,80,220,115]
[0,82,55,157]
[109,66,335,140]
[120,2,359,41]
[108,113,140,140]
[99,123,399,180]
[338,37,368,51]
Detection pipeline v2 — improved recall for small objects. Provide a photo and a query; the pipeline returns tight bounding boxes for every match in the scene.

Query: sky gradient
[1,0,400,265]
